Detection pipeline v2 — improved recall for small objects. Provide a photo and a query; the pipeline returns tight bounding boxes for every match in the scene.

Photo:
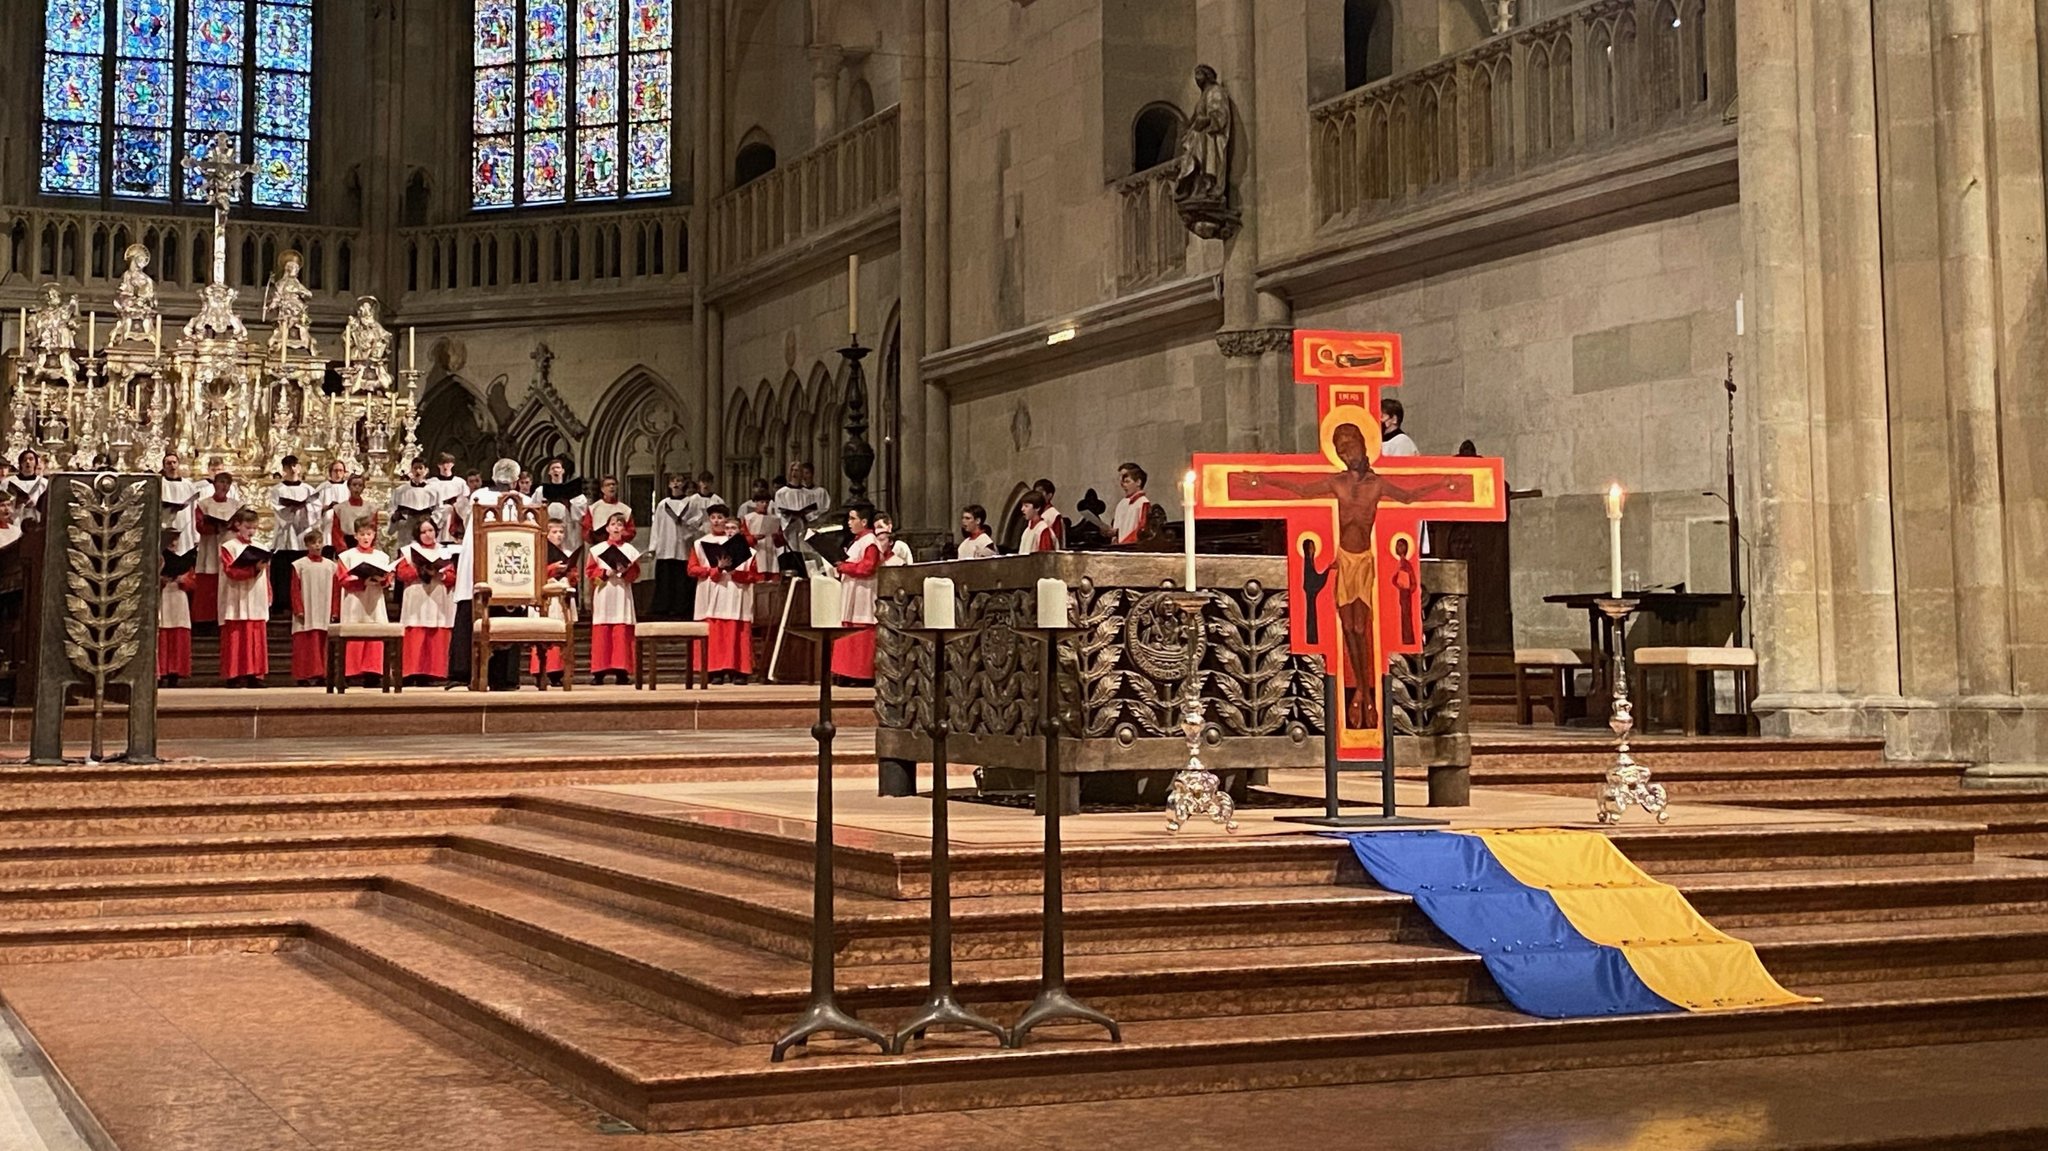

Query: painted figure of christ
[1226,422,1471,729]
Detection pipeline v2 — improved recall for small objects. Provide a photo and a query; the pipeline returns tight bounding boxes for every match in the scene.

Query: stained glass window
[38,0,313,208]
[474,0,669,209]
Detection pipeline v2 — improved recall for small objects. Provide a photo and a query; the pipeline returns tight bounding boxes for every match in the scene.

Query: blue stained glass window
[182,130,238,199]
[254,3,310,70]
[476,0,668,208]
[46,0,104,53]
[188,0,243,62]
[113,127,173,196]
[115,58,173,126]
[40,1,313,208]
[255,71,308,135]
[41,123,102,193]
[120,0,175,57]
[252,136,306,207]
[44,56,102,122]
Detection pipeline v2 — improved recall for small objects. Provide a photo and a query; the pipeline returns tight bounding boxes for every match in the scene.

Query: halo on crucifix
[1194,330,1507,765]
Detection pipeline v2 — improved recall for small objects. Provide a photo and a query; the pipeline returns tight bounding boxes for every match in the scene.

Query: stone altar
[873,553,1473,814]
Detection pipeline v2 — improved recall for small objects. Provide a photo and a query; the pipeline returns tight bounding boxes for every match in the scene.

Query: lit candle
[847,253,859,336]
[809,572,843,629]
[152,320,161,357]
[408,327,417,372]
[87,311,96,356]
[923,576,956,630]
[1605,482,1626,598]
[1036,577,1069,629]
[16,308,25,356]
[1182,469,1198,591]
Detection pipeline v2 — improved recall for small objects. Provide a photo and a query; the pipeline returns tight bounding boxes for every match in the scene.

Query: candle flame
[1605,482,1626,519]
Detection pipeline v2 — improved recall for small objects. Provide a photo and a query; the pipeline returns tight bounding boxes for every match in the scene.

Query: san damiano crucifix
[1194,331,1507,760]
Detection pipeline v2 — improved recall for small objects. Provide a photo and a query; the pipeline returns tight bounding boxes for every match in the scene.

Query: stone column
[809,43,843,143]
[921,0,952,525]
[363,4,406,304]
[1813,0,1902,699]
[897,0,929,526]
[689,0,714,472]
[1214,0,1275,455]
[703,0,729,477]
[1931,0,2014,699]
[1737,0,1829,710]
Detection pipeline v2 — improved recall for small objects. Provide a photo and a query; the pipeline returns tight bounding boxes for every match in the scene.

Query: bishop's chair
[467,492,575,691]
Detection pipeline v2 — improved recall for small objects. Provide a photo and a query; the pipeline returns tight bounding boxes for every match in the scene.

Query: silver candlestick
[1595,597,1667,824]
[1163,591,1237,834]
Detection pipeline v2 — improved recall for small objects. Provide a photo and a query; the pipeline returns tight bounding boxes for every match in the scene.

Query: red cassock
[395,550,458,679]
[529,561,579,676]
[289,556,340,681]
[586,545,641,674]
[831,533,882,681]
[687,535,761,675]
[157,572,195,678]
[218,541,271,680]
[338,546,393,678]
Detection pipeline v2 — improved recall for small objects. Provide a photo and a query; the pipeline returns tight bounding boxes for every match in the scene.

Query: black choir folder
[408,547,451,577]
[348,553,394,581]
[593,543,639,571]
[161,550,197,578]
[804,530,850,567]
[708,534,751,568]
[226,545,272,570]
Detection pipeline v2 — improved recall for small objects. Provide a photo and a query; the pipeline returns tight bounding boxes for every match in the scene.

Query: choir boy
[587,512,642,684]
[530,520,577,686]
[957,505,998,559]
[218,509,271,687]
[741,480,782,575]
[1033,478,1069,548]
[158,453,202,567]
[875,514,914,566]
[315,459,352,542]
[832,503,882,684]
[289,529,338,686]
[157,548,196,687]
[650,473,706,619]
[6,450,47,523]
[1018,491,1061,553]
[394,519,458,685]
[539,458,582,548]
[193,472,242,626]
[330,473,376,554]
[771,462,832,575]
[581,475,637,543]
[338,517,393,687]
[391,459,439,542]
[428,452,466,533]
[687,504,761,684]
[270,455,318,612]
[1111,463,1152,545]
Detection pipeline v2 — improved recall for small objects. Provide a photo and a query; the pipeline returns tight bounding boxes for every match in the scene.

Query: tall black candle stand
[893,626,1007,1053]
[1007,625,1122,1049]
[770,624,892,1062]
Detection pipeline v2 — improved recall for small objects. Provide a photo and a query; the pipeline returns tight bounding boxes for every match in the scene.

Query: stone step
[0,793,506,839]
[0,868,377,921]
[1465,738,1890,771]
[1440,760,1966,794]
[0,828,443,879]
[0,908,299,964]
[291,909,2048,1133]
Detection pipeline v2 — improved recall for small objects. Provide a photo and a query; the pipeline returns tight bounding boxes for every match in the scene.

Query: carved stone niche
[871,553,1473,814]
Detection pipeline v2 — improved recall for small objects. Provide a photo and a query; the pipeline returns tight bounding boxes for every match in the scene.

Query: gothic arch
[416,374,497,470]
[586,368,692,514]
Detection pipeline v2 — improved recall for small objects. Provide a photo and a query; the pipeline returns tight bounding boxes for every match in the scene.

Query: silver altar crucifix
[181,133,256,341]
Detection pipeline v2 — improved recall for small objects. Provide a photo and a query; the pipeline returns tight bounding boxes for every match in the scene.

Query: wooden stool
[326,623,405,694]
[1513,647,1588,726]
[1633,646,1758,735]
[634,621,710,690]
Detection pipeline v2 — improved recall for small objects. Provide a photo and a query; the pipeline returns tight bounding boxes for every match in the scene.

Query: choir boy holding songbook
[339,517,394,687]
[831,504,882,685]
[650,473,711,619]
[289,529,339,686]
[157,548,197,687]
[530,520,577,686]
[219,509,272,686]
[741,480,781,575]
[586,513,642,684]
[329,473,376,554]
[270,455,318,612]
[193,473,242,626]
[390,459,439,542]
[687,505,762,684]
[315,459,352,553]
[394,519,458,684]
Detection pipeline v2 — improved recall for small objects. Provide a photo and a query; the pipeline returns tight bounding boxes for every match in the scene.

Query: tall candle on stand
[1605,482,1626,598]
[923,576,956,630]
[1182,469,1198,590]
[847,254,859,336]
[1036,577,1069,629]
[87,312,96,356]
[17,308,25,356]
[408,327,417,372]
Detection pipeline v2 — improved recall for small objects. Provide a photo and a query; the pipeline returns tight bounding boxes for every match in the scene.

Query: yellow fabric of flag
[1470,828,1818,1013]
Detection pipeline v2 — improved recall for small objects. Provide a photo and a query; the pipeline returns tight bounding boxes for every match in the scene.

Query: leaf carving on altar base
[1204,581,1295,736]
[1390,591,1465,736]
[62,477,148,685]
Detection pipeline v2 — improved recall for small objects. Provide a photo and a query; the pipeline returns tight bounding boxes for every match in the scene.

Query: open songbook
[547,542,572,568]
[592,541,641,571]
[802,528,850,567]
[704,534,752,569]
[161,549,198,578]
[160,489,203,513]
[276,488,314,509]
[199,513,237,535]
[406,546,452,578]
[224,541,272,569]
[346,551,395,581]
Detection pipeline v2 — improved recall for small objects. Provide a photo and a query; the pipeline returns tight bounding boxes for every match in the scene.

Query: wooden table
[1542,591,1741,712]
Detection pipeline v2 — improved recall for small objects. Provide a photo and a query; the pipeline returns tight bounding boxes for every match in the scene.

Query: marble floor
[4,951,2044,1151]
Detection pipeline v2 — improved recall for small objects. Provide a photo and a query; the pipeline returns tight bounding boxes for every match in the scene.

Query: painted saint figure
[1227,422,1467,729]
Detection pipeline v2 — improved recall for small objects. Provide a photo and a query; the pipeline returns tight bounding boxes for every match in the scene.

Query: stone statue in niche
[1489,0,1516,35]
[1173,64,1241,240]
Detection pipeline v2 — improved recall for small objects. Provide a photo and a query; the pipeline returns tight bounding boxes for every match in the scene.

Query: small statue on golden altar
[264,249,316,356]
[108,244,162,348]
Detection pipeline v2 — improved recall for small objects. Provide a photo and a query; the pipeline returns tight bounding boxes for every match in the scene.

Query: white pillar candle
[87,311,96,356]
[847,253,860,335]
[16,308,25,356]
[1735,295,1745,336]
[1036,577,1069,629]
[1182,468,1198,590]
[1605,482,1626,598]
[408,327,417,372]
[810,572,844,628]
[923,576,956,630]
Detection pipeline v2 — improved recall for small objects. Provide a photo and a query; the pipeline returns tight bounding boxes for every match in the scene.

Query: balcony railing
[1,205,361,298]
[1114,161,1190,292]
[711,105,899,277]
[1309,0,1735,228]
[401,204,690,303]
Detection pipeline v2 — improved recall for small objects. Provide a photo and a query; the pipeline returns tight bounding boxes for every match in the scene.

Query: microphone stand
[1724,352,1743,647]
